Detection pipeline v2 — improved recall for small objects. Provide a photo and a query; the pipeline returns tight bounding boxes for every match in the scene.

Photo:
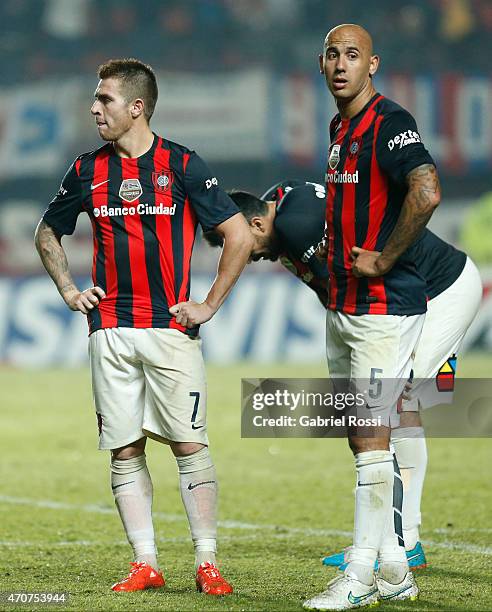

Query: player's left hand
[169,300,216,328]
[351,246,392,277]
[315,236,328,261]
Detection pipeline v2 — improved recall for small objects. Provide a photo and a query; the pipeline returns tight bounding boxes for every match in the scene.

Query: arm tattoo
[381,164,441,265]
[34,220,77,298]
[407,163,440,200]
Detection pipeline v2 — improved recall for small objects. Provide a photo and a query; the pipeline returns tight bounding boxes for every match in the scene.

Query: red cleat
[111,562,165,592]
[196,562,233,596]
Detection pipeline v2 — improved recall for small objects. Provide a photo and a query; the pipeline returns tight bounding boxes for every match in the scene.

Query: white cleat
[303,574,380,610]
[376,570,418,602]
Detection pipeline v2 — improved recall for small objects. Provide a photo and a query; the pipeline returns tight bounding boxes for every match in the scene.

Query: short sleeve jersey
[325,93,435,315]
[43,135,239,335]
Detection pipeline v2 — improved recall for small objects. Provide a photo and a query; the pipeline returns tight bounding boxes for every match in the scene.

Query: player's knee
[170,441,206,458]
[175,446,213,474]
[111,436,147,460]
[348,436,363,455]
[110,453,148,476]
[348,435,389,455]
[397,411,422,428]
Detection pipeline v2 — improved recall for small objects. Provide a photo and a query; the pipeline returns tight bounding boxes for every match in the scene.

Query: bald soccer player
[301,24,443,609]
[204,181,481,580]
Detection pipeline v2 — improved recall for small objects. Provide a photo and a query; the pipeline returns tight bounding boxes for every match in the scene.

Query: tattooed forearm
[379,164,441,268]
[34,220,78,299]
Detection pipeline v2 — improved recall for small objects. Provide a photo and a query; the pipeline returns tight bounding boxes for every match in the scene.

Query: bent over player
[35,59,253,595]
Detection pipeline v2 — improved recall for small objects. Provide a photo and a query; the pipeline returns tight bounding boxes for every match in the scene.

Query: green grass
[0,355,491,611]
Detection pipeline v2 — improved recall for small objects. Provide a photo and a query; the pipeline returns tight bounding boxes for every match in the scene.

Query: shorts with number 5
[89,328,208,450]
[326,311,425,428]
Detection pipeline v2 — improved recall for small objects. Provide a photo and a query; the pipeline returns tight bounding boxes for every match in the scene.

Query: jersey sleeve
[376,110,435,185]
[42,159,84,236]
[184,152,239,231]
[274,185,328,279]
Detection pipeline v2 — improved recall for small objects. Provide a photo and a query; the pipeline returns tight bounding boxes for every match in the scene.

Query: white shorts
[89,328,208,450]
[326,310,425,427]
[402,257,483,411]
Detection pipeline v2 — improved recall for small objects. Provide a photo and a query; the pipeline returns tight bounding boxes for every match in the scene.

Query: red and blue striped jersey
[43,134,239,335]
[325,94,435,315]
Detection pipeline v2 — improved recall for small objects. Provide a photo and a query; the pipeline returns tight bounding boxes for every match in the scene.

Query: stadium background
[1,0,492,365]
[1,2,492,611]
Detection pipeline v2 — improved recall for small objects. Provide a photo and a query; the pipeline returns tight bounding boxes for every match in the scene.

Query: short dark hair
[203,190,268,249]
[227,190,269,222]
[98,58,158,121]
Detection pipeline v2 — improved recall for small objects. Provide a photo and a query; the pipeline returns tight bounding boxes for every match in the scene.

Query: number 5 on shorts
[369,368,383,400]
[189,391,203,430]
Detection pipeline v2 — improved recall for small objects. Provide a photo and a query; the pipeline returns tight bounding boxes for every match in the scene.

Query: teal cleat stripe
[380,584,412,600]
[348,588,378,605]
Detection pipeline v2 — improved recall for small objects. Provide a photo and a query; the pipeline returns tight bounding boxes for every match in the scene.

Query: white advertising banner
[151,69,270,161]
[0,81,78,179]
[2,73,492,173]
[0,273,490,367]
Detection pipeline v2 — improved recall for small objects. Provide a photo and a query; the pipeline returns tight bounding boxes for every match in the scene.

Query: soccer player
[323,241,482,573]
[310,23,441,609]
[204,180,329,307]
[205,180,482,573]
[35,59,253,595]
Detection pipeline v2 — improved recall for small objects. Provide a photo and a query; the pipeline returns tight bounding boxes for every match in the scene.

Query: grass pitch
[1,355,491,611]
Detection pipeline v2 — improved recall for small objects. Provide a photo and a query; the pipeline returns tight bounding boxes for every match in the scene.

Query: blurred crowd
[1,0,491,84]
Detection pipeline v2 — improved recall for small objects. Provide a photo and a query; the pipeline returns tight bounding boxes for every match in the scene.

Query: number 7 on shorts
[189,391,202,429]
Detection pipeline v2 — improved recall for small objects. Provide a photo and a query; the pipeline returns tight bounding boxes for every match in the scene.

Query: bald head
[324,24,374,56]
[319,23,379,113]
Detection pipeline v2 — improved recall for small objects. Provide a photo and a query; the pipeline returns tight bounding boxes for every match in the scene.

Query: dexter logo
[387,130,422,151]
[205,177,218,189]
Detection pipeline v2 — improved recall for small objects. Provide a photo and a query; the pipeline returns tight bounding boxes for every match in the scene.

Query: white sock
[345,450,394,586]
[392,428,427,550]
[378,453,408,584]
[111,454,158,570]
[176,447,217,570]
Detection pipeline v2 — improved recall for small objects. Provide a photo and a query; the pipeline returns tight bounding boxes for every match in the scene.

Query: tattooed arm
[352,164,441,277]
[34,220,105,314]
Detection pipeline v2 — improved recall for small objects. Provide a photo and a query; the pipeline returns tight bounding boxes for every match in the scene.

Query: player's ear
[318,54,324,74]
[250,216,266,234]
[131,98,145,119]
[369,54,379,77]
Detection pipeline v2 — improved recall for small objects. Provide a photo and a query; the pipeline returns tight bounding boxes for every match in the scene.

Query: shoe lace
[128,562,146,577]
[324,573,356,594]
[200,563,221,580]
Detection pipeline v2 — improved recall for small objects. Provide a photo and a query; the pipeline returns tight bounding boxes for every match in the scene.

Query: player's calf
[175,446,219,569]
[175,446,233,596]
[110,453,159,571]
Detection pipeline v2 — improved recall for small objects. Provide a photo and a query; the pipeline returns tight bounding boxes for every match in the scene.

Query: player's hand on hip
[64,286,106,314]
[169,301,215,328]
[315,236,329,261]
[351,246,389,277]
